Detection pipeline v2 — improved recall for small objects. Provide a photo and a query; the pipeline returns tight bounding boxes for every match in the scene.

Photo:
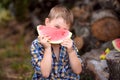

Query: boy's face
[45,17,70,30]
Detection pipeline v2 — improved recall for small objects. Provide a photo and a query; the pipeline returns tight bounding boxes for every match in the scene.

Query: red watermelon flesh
[37,25,72,44]
[112,38,120,52]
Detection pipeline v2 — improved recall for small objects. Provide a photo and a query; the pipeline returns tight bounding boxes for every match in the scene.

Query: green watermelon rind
[112,39,120,52]
[37,25,72,44]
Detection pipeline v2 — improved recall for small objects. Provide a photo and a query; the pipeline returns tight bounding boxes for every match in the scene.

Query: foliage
[0,0,11,8]
[14,0,30,21]
[0,36,33,79]
[0,8,13,26]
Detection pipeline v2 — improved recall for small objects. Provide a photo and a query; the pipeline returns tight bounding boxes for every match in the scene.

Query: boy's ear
[45,18,50,25]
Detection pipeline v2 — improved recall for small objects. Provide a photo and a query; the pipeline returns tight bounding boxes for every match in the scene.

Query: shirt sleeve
[30,39,44,72]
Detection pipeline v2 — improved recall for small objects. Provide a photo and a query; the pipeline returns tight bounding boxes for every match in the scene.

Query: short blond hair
[48,5,74,26]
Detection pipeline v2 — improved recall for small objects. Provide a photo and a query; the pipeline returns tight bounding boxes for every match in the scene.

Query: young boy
[30,5,82,80]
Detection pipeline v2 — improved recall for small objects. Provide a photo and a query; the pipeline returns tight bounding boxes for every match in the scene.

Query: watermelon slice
[37,25,72,44]
[112,38,120,52]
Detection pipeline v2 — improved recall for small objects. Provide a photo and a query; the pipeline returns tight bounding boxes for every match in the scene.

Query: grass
[0,36,33,80]
[10,58,32,79]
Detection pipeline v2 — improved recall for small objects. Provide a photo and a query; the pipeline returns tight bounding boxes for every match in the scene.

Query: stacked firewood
[72,0,120,52]
[71,0,120,80]
[106,50,120,80]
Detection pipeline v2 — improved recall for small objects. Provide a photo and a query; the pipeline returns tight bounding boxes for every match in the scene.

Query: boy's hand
[61,38,74,53]
[38,35,51,49]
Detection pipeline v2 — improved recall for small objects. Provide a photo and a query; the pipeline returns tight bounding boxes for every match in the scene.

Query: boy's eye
[63,28,67,30]
[55,26,60,29]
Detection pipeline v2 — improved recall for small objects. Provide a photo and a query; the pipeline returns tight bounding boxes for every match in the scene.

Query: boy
[30,5,82,80]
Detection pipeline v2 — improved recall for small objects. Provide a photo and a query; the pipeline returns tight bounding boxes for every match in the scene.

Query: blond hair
[48,5,74,26]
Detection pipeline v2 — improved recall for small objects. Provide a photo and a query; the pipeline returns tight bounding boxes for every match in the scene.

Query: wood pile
[90,9,120,41]
[71,0,120,80]
[106,50,120,80]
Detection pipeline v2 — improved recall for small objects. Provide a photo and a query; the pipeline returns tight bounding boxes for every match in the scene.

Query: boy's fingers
[38,35,43,38]
[61,42,67,46]
[38,35,51,43]
[38,36,40,38]
[44,35,51,39]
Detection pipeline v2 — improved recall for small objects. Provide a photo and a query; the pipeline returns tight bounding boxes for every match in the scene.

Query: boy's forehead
[52,18,70,29]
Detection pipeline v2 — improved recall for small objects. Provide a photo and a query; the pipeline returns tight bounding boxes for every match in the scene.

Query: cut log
[72,1,92,21]
[91,10,117,24]
[106,50,120,80]
[81,49,109,80]
[73,20,90,38]
[91,10,120,41]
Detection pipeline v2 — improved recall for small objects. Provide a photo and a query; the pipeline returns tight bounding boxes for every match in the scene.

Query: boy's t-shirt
[30,38,81,80]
